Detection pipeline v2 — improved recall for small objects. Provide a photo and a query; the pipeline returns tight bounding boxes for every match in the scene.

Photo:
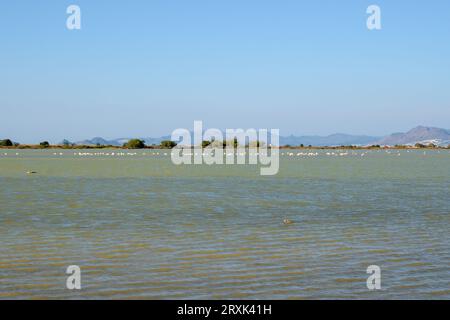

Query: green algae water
[0,149,449,299]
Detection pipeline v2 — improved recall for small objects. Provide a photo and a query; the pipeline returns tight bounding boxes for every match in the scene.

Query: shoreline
[1,145,448,150]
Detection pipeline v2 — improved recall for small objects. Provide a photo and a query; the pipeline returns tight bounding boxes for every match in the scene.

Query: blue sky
[1,1,449,143]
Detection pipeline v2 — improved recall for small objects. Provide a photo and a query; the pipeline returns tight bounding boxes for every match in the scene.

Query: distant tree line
[122,139,178,149]
[414,143,438,149]
[0,139,14,147]
[200,137,266,149]
[2,137,449,150]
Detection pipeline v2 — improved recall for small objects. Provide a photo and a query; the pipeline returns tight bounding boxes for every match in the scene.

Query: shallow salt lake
[0,149,449,299]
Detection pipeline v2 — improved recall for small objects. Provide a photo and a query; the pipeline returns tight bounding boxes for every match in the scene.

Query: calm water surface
[0,149,449,299]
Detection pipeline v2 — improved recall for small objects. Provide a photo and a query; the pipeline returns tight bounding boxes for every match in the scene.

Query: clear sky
[1,1,449,143]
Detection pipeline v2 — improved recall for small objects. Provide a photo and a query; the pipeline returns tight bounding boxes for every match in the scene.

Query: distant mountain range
[73,126,450,147]
[74,136,171,147]
[374,126,450,146]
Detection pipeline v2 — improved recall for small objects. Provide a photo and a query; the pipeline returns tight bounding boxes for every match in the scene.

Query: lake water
[0,149,449,299]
